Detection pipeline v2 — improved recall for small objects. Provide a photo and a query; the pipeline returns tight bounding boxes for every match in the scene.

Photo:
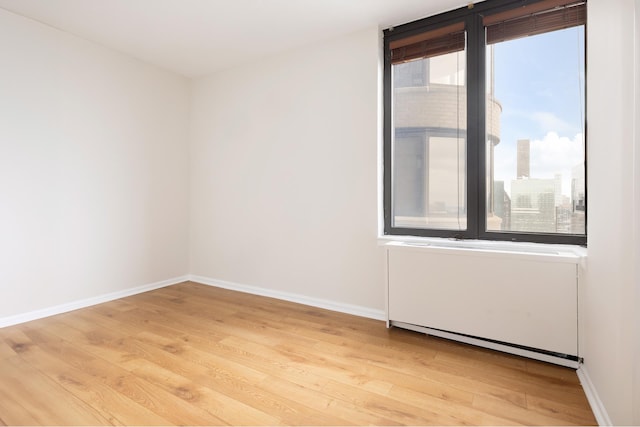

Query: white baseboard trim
[0,275,189,328]
[188,275,386,321]
[577,364,613,426]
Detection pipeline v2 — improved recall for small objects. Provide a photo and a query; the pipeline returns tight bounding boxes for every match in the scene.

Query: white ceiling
[0,0,474,77]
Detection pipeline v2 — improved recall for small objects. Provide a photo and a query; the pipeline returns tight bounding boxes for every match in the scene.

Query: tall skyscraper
[517,139,530,179]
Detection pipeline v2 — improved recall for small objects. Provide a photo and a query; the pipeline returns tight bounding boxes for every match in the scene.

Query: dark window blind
[390,22,465,64]
[485,1,586,45]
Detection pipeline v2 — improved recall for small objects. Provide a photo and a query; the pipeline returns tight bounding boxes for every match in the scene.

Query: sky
[491,26,586,198]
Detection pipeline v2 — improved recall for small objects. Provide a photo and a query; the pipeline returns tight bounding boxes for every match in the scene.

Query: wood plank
[13,328,170,425]
[387,383,519,425]
[434,351,589,406]
[472,393,578,425]
[257,375,398,425]
[282,335,530,409]
[121,358,284,425]
[526,394,597,425]
[19,325,226,425]
[127,330,348,424]
[0,333,20,360]
[320,378,467,425]
[123,333,331,425]
[0,355,110,425]
[525,358,582,384]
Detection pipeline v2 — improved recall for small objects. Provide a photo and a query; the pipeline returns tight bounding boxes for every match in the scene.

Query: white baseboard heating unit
[385,241,582,368]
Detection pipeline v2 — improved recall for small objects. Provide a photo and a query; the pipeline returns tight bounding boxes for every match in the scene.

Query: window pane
[486,26,585,235]
[392,50,467,230]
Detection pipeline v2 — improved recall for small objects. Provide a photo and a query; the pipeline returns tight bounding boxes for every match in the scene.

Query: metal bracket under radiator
[390,320,581,369]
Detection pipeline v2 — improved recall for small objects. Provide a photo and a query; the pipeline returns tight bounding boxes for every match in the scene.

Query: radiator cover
[386,242,579,358]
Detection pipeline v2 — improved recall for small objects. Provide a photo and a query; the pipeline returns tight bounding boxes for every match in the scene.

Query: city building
[517,139,531,178]
[510,177,558,233]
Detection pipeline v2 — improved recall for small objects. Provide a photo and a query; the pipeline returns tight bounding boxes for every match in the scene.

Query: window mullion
[382,36,393,236]
[465,14,485,239]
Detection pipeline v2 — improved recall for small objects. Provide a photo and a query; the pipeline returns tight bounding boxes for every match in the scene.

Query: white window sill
[378,235,587,264]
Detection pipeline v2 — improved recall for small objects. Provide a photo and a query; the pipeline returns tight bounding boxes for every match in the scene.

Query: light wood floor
[0,281,596,425]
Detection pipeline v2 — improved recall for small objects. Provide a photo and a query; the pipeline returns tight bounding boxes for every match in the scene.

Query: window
[383,0,586,245]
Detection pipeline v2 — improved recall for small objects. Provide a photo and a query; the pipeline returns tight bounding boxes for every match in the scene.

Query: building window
[383,0,586,245]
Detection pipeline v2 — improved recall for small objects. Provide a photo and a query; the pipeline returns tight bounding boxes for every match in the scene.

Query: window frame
[383,0,587,246]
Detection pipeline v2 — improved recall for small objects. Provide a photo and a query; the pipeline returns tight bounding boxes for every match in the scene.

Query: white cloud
[530,131,584,196]
[530,132,583,175]
[492,132,584,198]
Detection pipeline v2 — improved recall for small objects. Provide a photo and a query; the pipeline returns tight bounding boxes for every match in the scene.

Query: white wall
[189,27,385,312]
[584,0,639,424]
[0,9,191,319]
[633,2,640,423]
